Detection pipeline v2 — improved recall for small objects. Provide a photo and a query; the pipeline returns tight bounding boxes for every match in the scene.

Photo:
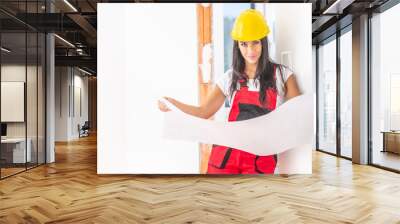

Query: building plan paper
[162,94,314,156]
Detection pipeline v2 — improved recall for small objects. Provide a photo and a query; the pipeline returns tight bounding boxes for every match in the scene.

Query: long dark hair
[230,37,280,106]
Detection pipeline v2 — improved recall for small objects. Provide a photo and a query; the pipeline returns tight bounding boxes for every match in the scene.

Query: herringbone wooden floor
[1,134,400,224]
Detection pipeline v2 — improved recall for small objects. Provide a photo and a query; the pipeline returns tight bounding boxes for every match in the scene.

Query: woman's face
[238,40,262,65]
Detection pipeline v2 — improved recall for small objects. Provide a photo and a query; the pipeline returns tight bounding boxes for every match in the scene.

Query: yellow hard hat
[231,9,270,41]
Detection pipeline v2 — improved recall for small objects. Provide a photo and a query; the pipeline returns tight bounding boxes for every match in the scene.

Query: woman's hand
[157,86,225,118]
[158,97,171,112]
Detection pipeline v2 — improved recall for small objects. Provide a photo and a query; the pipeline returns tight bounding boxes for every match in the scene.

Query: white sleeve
[216,69,233,97]
[276,65,294,98]
[281,65,294,83]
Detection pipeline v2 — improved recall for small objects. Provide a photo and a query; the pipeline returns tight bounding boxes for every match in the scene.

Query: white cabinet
[1,138,32,163]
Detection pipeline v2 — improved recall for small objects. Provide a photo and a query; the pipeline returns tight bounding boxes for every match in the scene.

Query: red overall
[207,66,278,174]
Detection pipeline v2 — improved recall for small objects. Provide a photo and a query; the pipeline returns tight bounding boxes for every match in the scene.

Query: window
[222,3,252,72]
[390,74,400,130]
[340,29,352,158]
[0,1,47,179]
[371,2,400,171]
[317,37,337,155]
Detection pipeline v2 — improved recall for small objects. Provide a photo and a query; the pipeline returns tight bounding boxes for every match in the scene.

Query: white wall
[98,3,199,174]
[71,73,89,138]
[1,82,24,123]
[211,3,227,122]
[257,3,313,174]
[1,64,46,163]
[55,67,89,141]
[1,65,28,142]
[55,66,69,141]
[1,65,38,138]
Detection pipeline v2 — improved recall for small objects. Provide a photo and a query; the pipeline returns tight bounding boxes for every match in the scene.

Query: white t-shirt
[216,66,294,108]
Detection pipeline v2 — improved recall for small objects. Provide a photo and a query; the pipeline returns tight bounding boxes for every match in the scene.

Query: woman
[158,9,301,174]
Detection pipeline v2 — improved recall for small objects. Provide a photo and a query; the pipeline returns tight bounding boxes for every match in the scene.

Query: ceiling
[0,0,394,75]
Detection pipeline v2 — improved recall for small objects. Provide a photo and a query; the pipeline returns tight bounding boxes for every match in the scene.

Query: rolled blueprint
[162,94,314,156]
